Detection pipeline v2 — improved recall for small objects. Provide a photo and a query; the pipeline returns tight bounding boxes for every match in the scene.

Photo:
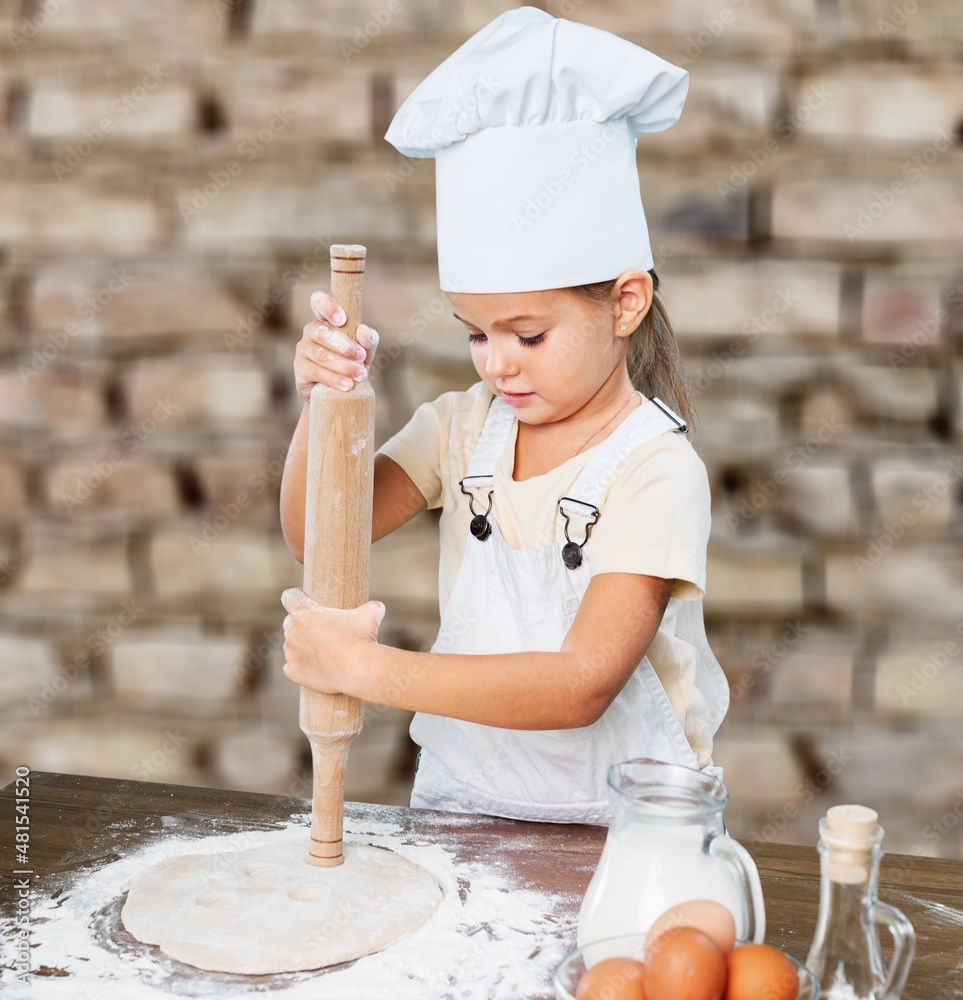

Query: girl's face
[449,285,634,425]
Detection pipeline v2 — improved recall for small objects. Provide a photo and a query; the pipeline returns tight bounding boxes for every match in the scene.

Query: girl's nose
[485,341,517,379]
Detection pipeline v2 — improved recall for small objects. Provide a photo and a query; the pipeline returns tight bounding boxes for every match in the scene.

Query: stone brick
[777,464,855,538]
[18,1,225,42]
[661,65,779,148]
[875,643,963,717]
[195,450,286,517]
[824,728,957,810]
[645,168,752,249]
[29,82,195,141]
[0,371,105,433]
[689,397,781,463]
[13,718,199,785]
[544,0,816,48]
[179,164,433,249]
[768,645,855,707]
[31,264,242,339]
[18,525,131,594]
[841,364,939,423]
[252,0,445,37]
[151,527,301,596]
[110,628,246,702]
[826,549,963,623]
[704,543,805,617]
[356,262,455,360]
[396,350,479,415]
[225,67,370,145]
[370,516,441,608]
[710,352,823,401]
[860,270,957,346]
[0,537,16,588]
[447,0,540,35]
[255,642,301,718]
[45,455,179,518]
[345,704,416,804]
[797,386,856,441]
[667,260,840,342]
[212,726,302,793]
[0,184,161,250]
[710,619,837,707]
[838,0,963,44]
[733,798,830,850]
[0,452,27,513]
[870,459,960,533]
[791,68,963,144]
[0,635,60,707]
[708,633,769,713]
[712,732,801,805]
[772,172,963,244]
[125,358,270,426]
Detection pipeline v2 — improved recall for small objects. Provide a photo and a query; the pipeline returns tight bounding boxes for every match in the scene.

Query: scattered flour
[1,813,575,999]
[911,897,963,927]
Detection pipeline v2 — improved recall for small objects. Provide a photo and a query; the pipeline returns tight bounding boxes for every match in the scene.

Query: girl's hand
[280,588,386,696]
[293,290,380,399]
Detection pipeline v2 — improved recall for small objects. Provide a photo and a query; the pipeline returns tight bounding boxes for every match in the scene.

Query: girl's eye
[467,332,546,347]
[517,333,545,347]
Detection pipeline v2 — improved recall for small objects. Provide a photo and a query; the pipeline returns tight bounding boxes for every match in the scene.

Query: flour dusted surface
[0,813,577,999]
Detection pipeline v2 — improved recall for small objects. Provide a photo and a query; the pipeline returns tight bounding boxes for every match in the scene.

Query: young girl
[279,7,729,825]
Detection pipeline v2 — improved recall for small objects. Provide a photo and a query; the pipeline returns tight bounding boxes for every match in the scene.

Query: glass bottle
[805,804,915,999]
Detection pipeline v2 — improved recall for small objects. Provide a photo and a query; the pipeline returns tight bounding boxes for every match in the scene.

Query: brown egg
[576,956,647,1000]
[725,944,800,1000]
[646,900,737,956]
[643,927,726,1000]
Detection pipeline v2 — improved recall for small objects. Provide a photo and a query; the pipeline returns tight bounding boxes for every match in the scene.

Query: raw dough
[121,840,443,975]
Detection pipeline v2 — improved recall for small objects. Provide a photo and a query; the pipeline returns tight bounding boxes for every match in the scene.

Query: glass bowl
[553,932,819,1000]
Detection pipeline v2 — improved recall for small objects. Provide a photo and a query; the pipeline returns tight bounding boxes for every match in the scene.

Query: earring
[621,324,627,331]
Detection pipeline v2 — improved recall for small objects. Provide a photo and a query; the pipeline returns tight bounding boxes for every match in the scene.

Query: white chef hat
[384,6,688,294]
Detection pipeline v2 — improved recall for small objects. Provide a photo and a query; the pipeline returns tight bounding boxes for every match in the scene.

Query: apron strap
[562,396,685,512]
[465,396,516,479]
[459,396,515,542]
[556,396,685,569]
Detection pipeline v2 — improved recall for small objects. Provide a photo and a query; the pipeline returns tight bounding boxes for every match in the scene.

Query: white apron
[409,395,729,824]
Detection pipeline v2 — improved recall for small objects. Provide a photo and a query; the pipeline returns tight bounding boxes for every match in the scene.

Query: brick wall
[0,0,961,859]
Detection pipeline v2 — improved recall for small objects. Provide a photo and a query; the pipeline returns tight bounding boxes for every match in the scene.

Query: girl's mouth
[500,391,535,406]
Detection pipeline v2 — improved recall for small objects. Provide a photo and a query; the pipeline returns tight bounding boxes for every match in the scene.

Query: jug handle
[871,899,916,999]
[707,834,767,943]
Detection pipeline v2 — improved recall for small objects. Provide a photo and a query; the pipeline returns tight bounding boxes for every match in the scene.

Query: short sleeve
[375,397,449,511]
[375,381,495,515]
[586,434,711,601]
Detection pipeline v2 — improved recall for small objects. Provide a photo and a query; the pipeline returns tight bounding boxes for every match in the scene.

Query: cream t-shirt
[377,381,711,618]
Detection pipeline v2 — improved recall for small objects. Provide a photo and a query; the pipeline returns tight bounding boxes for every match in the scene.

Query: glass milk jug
[805,804,915,999]
[578,759,766,948]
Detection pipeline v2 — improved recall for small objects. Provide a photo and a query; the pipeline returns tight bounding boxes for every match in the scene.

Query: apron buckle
[558,497,600,570]
[459,476,494,542]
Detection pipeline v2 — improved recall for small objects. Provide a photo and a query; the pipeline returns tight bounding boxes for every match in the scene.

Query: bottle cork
[820,804,883,884]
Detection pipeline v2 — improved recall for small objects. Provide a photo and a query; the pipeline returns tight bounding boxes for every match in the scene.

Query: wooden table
[1,772,961,998]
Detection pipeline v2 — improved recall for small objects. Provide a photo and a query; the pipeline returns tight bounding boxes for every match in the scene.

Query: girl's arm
[279,291,428,561]
[281,572,674,730]
[281,409,427,561]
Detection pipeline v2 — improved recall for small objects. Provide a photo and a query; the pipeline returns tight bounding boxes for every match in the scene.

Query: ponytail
[570,270,694,432]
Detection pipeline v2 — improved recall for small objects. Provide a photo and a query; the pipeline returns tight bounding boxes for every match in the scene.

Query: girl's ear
[614,269,653,333]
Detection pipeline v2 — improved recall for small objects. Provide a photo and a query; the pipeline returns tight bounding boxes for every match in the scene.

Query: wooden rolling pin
[300,244,372,867]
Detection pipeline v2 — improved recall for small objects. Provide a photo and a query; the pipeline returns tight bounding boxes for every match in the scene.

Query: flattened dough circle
[121,841,443,974]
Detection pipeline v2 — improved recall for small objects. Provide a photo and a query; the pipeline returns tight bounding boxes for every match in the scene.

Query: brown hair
[570,270,694,432]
